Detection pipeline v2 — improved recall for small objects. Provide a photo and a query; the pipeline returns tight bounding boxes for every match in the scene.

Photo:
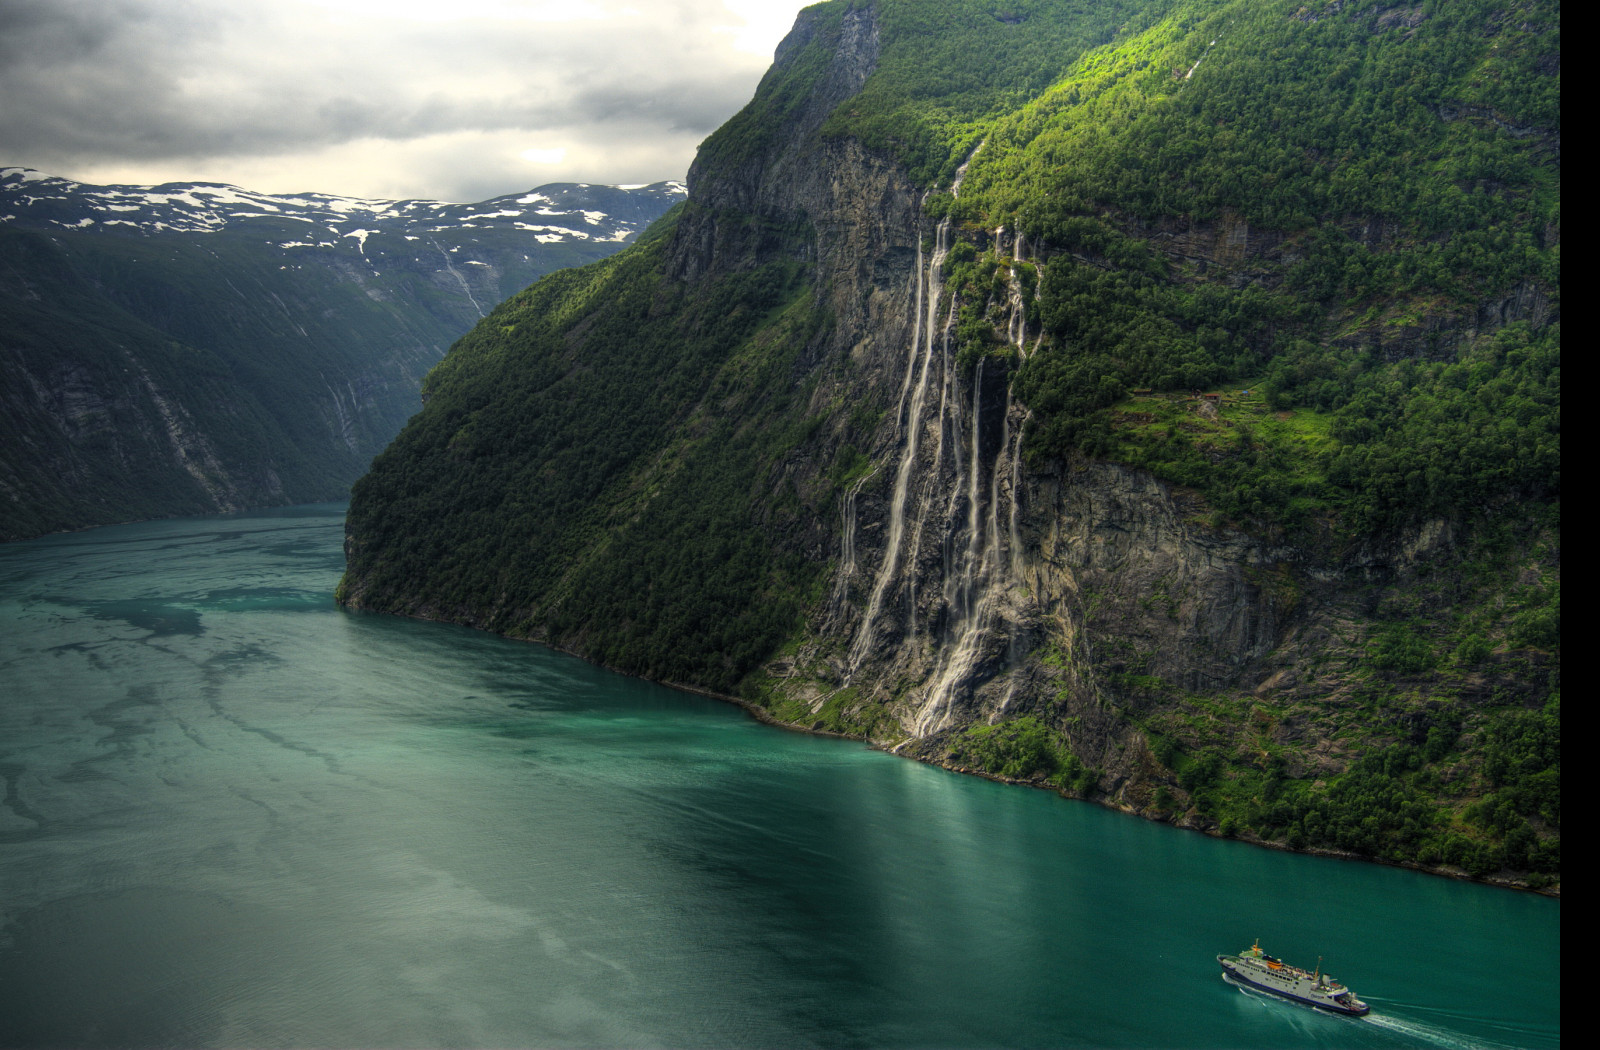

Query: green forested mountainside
[702,0,1143,181]
[0,178,681,541]
[343,0,1558,887]
[0,224,430,538]
[835,0,1559,530]
[344,215,827,692]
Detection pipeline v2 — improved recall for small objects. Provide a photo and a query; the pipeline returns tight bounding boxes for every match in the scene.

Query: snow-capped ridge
[1,167,688,247]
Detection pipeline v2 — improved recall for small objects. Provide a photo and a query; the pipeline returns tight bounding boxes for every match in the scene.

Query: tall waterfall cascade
[838,154,1044,737]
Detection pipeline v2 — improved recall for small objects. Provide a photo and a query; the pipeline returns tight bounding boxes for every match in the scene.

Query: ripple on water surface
[0,505,1562,1049]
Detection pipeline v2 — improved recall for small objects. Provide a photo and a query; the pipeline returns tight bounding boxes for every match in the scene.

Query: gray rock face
[651,7,1537,814]
[0,169,685,540]
[323,4,1554,886]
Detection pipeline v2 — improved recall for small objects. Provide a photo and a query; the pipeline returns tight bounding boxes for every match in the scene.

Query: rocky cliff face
[0,170,684,540]
[341,0,1559,885]
[480,8,1136,793]
[659,5,1554,841]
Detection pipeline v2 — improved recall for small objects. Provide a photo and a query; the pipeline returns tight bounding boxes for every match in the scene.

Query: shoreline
[348,603,1560,899]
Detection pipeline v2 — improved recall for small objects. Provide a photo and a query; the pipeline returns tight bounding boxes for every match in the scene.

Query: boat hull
[1217,956,1371,1017]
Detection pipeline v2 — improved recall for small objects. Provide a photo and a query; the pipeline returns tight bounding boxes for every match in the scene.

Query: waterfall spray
[841,148,1054,735]
[829,467,878,620]
[847,213,956,672]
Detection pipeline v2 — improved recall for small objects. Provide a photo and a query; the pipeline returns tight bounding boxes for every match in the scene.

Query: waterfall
[841,149,1050,735]
[846,212,956,672]
[894,237,927,437]
[1007,229,1033,580]
[846,143,985,676]
[916,355,1017,736]
[906,293,962,633]
[828,467,877,620]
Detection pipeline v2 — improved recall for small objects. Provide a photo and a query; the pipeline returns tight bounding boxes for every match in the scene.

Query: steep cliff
[0,171,684,540]
[342,0,1559,887]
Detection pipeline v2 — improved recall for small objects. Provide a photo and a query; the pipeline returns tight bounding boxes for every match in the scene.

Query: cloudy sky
[1,0,810,202]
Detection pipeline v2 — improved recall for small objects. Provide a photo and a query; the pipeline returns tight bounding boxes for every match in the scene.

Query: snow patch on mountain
[0,167,687,248]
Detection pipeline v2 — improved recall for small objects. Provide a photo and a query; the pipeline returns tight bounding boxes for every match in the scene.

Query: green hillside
[0,177,682,541]
[343,0,1558,888]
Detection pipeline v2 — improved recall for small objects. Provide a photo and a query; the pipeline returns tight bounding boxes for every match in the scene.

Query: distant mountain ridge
[0,168,685,541]
[2,166,681,247]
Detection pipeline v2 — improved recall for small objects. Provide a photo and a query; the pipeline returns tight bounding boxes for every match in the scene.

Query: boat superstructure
[1217,940,1370,1016]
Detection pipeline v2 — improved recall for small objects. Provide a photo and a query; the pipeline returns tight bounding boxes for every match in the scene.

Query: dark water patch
[201,642,282,679]
[84,701,162,748]
[56,764,114,783]
[254,540,343,564]
[202,586,324,612]
[0,762,48,838]
[203,700,357,781]
[81,598,204,636]
[41,639,113,657]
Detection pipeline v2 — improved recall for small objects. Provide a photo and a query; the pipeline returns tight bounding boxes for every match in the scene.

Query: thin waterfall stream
[840,143,1039,731]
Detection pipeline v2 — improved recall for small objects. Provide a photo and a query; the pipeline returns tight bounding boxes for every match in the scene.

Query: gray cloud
[1,0,806,200]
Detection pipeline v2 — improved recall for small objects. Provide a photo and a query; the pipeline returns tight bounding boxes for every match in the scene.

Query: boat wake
[1225,976,1531,1050]
[1361,1011,1527,1050]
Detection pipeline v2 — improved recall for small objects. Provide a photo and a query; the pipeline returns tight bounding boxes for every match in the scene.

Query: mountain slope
[341,0,1558,888]
[0,168,685,540]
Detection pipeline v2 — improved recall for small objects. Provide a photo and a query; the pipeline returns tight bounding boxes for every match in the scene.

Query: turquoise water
[0,505,1559,1048]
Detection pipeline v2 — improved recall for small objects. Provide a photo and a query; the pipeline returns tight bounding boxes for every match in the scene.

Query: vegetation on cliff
[0,224,430,539]
[0,178,681,541]
[341,0,1558,886]
[342,215,829,693]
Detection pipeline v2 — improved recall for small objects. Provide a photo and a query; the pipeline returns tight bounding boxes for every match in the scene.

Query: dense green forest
[841,0,1560,531]
[344,0,1558,887]
[343,216,829,693]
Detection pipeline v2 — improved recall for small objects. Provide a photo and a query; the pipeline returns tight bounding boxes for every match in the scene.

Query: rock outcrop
[0,172,684,540]
[339,0,1560,885]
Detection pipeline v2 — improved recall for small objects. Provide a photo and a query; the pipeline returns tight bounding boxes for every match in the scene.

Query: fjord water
[0,507,1558,1049]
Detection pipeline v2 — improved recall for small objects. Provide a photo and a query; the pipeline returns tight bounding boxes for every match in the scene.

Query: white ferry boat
[1217,940,1370,1016]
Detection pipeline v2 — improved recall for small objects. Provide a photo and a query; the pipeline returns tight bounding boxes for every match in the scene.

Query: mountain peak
[1,168,687,244]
